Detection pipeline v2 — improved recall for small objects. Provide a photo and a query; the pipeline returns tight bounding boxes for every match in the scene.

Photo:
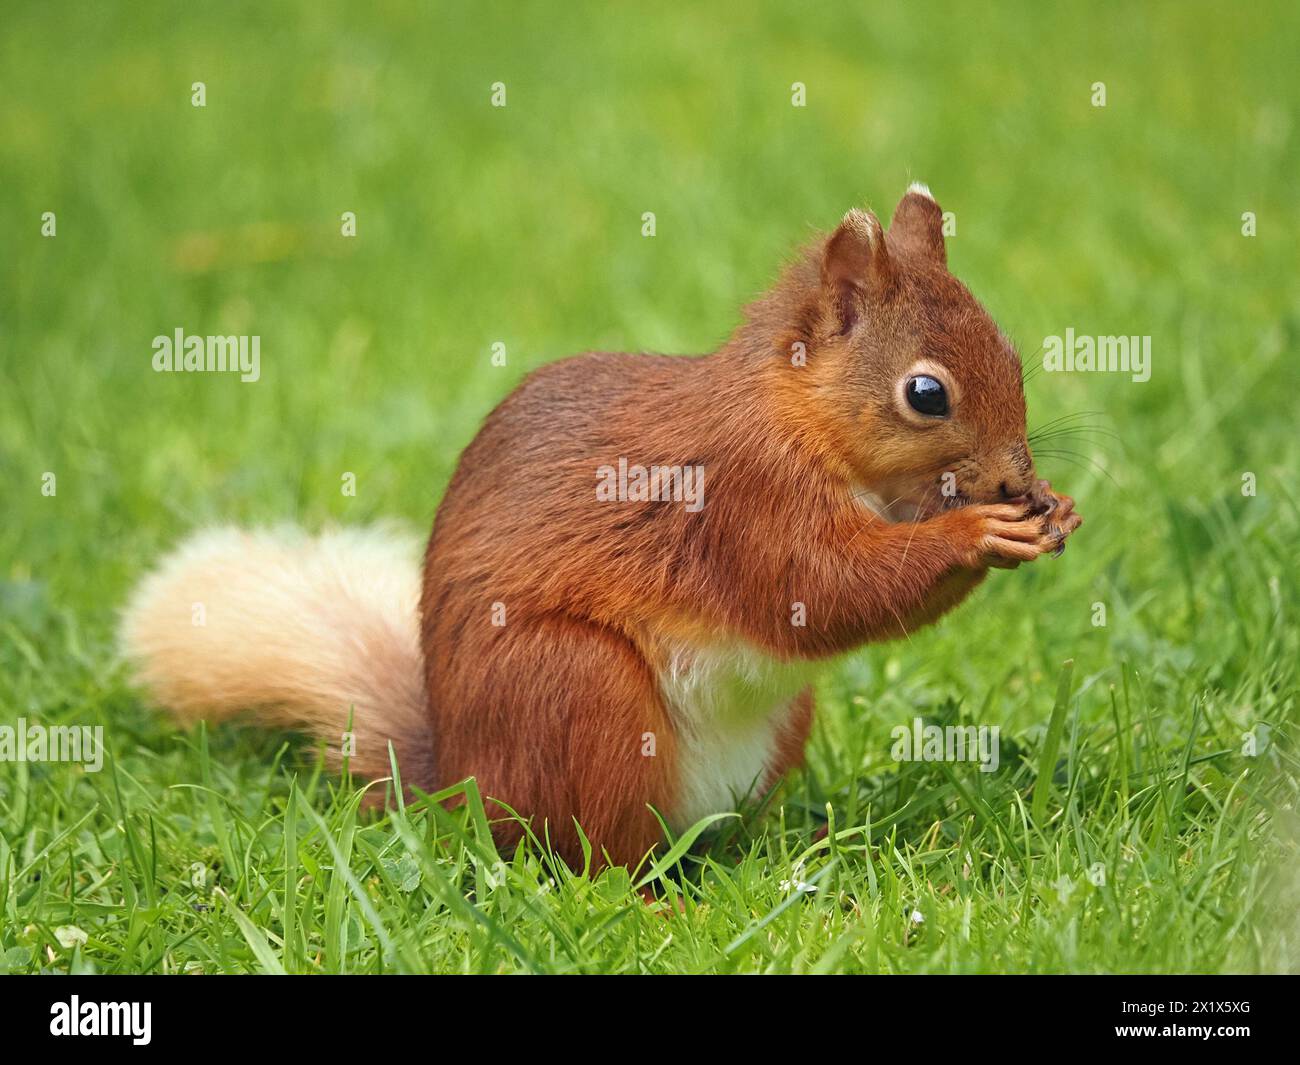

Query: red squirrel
[123,184,1082,870]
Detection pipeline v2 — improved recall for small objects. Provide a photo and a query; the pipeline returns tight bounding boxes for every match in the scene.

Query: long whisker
[1019,343,1047,385]
[1033,447,1117,486]
[1028,410,1109,434]
[1030,424,1120,440]
[842,492,908,552]
[1030,433,1121,451]
[1029,427,1121,454]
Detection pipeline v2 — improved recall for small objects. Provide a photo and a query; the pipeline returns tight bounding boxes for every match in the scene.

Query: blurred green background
[0,1,1297,973]
[3,1,1297,594]
[4,0,1297,713]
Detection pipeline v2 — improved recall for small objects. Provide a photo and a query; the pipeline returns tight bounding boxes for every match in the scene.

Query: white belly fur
[657,640,819,831]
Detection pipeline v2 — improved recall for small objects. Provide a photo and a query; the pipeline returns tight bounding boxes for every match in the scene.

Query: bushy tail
[121,525,433,790]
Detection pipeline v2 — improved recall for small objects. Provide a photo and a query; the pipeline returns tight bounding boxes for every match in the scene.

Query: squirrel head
[776,185,1037,520]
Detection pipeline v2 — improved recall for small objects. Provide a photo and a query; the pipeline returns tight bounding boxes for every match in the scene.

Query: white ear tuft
[840,207,883,246]
[907,181,935,201]
[822,207,893,329]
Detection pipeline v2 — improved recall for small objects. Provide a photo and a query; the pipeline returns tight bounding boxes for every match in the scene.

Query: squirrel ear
[889,183,946,266]
[821,208,892,332]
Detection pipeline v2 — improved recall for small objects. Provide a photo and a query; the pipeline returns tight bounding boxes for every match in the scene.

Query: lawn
[0,1,1296,974]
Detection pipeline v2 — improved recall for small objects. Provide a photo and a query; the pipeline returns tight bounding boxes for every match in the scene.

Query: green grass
[1,0,1297,974]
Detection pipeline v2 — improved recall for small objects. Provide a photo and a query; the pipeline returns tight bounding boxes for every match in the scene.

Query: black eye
[905,375,949,417]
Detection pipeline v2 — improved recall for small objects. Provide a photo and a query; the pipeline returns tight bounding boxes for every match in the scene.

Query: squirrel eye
[905,375,949,417]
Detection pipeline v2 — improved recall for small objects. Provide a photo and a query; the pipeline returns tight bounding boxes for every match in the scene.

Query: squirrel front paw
[1025,479,1083,556]
[945,502,1069,570]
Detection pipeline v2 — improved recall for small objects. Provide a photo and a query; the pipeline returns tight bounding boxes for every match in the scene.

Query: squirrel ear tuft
[821,208,892,332]
[889,184,946,266]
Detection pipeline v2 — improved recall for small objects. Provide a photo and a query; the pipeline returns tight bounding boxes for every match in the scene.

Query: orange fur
[123,188,1082,871]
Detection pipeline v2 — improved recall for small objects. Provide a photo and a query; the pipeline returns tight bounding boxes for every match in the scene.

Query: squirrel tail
[120,525,434,790]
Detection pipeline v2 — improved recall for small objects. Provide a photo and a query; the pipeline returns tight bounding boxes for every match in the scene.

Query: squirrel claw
[1026,478,1058,518]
